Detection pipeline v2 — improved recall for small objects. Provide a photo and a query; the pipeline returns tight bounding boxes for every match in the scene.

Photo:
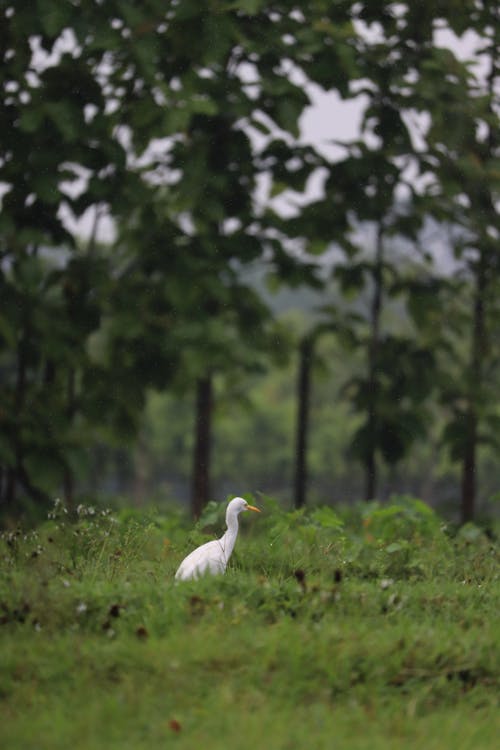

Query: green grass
[0,497,499,749]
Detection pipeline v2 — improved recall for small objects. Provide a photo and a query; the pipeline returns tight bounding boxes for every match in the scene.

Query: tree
[0,1,218,511]
[278,8,443,500]
[275,2,500,508]
[293,333,315,509]
[0,3,122,509]
[2,1,498,521]
[420,3,500,521]
[120,2,356,516]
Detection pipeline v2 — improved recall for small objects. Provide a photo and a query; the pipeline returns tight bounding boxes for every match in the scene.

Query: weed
[0,497,499,749]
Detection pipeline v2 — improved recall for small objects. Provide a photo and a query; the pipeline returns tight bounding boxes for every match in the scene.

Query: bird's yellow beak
[246,504,261,513]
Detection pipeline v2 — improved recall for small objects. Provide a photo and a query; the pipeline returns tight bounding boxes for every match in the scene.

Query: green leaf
[18,107,45,133]
[311,507,344,530]
[307,239,329,256]
[386,542,404,554]
[230,0,262,15]
[334,264,366,294]
[270,181,288,198]
[37,0,73,37]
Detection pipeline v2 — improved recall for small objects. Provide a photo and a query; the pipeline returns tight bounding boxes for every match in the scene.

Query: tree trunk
[461,261,486,524]
[3,468,16,508]
[460,30,499,524]
[191,375,213,519]
[365,224,384,501]
[2,330,28,508]
[461,410,477,523]
[365,447,377,503]
[133,433,148,508]
[294,336,314,509]
[63,368,76,510]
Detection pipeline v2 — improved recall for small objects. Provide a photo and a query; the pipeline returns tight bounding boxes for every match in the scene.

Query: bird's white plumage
[175,497,260,581]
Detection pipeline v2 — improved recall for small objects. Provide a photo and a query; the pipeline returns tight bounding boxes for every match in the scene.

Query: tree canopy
[0,1,498,521]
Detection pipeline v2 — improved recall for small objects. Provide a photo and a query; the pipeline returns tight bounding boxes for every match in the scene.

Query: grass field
[1,496,499,749]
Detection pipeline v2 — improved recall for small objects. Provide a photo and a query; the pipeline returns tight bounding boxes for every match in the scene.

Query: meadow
[0,496,499,750]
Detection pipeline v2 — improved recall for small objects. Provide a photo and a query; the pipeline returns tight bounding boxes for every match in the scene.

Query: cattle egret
[175,497,261,581]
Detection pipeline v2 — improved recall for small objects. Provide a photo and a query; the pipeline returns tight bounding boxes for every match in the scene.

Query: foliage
[418,5,500,520]
[0,0,317,511]
[0,0,179,509]
[0,1,499,523]
[113,320,499,516]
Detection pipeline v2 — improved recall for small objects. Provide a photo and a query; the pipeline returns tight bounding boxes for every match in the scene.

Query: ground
[1,497,499,749]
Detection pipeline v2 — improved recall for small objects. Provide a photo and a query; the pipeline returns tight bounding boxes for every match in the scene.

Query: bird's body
[175,497,260,581]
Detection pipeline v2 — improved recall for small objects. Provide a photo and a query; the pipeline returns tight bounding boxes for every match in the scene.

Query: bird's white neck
[219,509,240,561]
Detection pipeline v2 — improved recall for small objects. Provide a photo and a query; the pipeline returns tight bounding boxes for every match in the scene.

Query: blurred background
[0,1,499,524]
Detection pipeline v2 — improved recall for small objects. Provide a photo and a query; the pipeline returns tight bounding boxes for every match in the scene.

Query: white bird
[175,497,261,581]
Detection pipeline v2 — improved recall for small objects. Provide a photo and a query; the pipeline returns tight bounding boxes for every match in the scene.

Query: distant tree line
[0,1,498,522]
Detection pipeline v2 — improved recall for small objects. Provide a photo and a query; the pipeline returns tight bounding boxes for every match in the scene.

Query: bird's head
[228,497,261,515]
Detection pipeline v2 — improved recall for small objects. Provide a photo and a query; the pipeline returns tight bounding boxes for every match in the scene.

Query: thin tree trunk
[63,369,76,510]
[3,329,28,508]
[191,375,213,519]
[460,28,499,524]
[461,411,477,524]
[59,219,99,511]
[294,336,314,509]
[133,431,149,508]
[365,224,384,501]
[461,261,486,523]
[17,465,49,505]
[4,468,16,507]
[87,203,102,257]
